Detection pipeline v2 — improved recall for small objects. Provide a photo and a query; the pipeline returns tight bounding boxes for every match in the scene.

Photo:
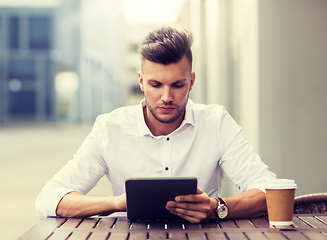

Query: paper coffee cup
[265,179,297,227]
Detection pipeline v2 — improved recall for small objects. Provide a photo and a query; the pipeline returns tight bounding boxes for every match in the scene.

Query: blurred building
[53,0,128,123]
[0,0,130,125]
[0,7,56,124]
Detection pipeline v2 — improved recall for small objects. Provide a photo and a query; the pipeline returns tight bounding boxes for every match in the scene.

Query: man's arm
[223,189,267,219]
[166,188,267,223]
[56,191,126,218]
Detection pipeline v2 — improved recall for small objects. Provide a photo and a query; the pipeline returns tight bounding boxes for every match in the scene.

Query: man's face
[138,56,195,125]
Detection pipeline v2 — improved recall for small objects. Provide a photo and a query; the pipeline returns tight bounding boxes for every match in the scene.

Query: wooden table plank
[60,218,82,229]
[112,218,131,229]
[78,218,98,228]
[167,221,184,229]
[149,232,167,240]
[219,219,238,228]
[302,231,327,240]
[48,230,72,240]
[187,232,207,240]
[201,221,219,229]
[225,232,248,240]
[293,216,314,228]
[66,231,91,240]
[301,216,327,228]
[129,232,148,240]
[130,221,148,230]
[235,218,256,228]
[183,222,202,230]
[107,232,129,240]
[148,221,166,229]
[96,218,115,229]
[314,216,327,227]
[282,231,310,240]
[88,231,110,240]
[17,215,327,240]
[250,217,269,228]
[206,232,228,240]
[264,232,288,240]
[318,216,327,225]
[168,232,188,240]
[17,217,66,240]
[245,232,269,240]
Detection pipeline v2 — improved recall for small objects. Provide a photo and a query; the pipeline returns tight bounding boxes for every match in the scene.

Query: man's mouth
[157,106,175,113]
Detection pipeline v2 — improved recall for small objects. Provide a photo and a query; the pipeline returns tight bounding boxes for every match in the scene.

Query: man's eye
[173,83,185,88]
[150,83,161,88]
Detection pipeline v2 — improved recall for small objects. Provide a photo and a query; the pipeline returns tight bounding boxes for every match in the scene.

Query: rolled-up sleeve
[218,110,276,193]
[35,118,108,220]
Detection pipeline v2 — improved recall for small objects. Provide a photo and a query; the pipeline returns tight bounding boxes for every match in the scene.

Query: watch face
[218,206,228,219]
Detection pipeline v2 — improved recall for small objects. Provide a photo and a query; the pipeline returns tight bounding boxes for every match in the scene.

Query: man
[36,26,276,223]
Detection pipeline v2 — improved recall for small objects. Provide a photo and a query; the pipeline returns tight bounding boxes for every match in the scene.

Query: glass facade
[9,91,36,115]
[8,15,19,50]
[28,16,50,50]
[8,59,36,81]
[0,8,55,123]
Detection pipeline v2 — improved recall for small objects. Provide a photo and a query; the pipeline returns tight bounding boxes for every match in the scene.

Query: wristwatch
[214,197,229,219]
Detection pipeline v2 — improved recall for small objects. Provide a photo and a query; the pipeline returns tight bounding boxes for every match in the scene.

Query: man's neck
[143,107,184,137]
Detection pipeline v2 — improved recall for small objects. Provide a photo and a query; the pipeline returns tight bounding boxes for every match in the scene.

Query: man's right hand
[56,191,126,218]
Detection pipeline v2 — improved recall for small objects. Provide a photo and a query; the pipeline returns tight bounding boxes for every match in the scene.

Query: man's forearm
[56,191,126,218]
[223,189,267,219]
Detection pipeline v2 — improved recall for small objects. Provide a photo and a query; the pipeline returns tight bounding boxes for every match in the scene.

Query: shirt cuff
[36,188,74,220]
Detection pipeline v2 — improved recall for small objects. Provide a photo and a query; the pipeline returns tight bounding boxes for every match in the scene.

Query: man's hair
[138,26,193,71]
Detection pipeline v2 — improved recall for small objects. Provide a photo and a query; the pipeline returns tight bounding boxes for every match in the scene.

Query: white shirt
[35,99,276,220]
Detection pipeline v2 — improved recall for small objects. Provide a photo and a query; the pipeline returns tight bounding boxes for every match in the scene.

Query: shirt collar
[136,99,195,137]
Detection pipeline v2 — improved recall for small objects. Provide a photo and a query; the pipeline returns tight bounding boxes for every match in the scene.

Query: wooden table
[18,214,327,240]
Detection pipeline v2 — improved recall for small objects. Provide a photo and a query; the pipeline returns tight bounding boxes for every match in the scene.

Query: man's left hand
[165,188,217,223]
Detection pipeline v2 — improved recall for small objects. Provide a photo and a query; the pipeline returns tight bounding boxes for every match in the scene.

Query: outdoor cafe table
[18,213,327,240]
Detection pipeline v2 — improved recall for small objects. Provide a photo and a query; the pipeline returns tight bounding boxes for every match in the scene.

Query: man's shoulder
[189,100,227,118]
[96,104,139,125]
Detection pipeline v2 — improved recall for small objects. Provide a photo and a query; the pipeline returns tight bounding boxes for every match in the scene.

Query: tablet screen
[125,177,197,221]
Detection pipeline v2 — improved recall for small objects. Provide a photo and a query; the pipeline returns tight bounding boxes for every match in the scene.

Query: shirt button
[167,137,170,141]
[165,167,169,171]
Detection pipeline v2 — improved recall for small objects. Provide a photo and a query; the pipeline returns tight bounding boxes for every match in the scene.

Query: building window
[8,59,36,81]
[8,16,19,50]
[9,91,36,115]
[28,16,50,50]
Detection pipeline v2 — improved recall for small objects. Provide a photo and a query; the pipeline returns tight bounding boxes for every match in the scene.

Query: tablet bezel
[125,177,197,221]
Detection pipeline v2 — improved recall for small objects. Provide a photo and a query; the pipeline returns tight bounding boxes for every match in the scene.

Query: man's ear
[138,72,144,92]
[189,72,195,91]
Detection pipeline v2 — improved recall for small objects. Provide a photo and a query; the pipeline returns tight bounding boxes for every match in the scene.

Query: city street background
[0,124,113,240]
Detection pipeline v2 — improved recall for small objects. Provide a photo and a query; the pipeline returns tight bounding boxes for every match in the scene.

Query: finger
[171,201,212,213]
[175,188,208,203]
[165,201,176,210]
[176,194,210,205]
[168,208,207,223]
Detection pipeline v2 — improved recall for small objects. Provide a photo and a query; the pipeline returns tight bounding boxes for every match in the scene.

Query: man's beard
[145,98,188,124]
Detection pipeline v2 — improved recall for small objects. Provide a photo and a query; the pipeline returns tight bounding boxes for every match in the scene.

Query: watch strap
[215,197,227,206]
[214,197,229,219]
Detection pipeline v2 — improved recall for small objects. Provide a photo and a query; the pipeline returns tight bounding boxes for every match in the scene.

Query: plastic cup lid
[265,179,297,189]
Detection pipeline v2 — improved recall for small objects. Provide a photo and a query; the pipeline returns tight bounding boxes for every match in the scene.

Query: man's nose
[161,87,173,103]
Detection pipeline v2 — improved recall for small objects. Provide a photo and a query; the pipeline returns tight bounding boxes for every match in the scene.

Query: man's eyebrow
[147,79,187,83]
[172,79,188,84]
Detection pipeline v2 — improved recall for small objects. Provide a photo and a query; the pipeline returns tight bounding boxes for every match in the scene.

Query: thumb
[196,188,203,194]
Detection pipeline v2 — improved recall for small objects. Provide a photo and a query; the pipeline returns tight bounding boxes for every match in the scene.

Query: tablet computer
[125,177,197,221]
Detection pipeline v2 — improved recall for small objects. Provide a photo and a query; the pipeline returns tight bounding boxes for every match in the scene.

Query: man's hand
[165,188,218,223]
